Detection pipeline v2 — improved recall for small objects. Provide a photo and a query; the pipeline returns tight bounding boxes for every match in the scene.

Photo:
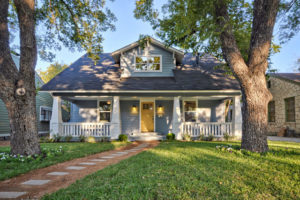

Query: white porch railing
[182,122,232,137]
[59,122,110,137]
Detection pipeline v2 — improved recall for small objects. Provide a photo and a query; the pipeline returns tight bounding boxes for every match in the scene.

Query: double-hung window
[135,55,161,72]
[285,97,295,122]
[98,101,111,122]
[40,106,52,122]
[183,101,197,122]
[268,101,275,122]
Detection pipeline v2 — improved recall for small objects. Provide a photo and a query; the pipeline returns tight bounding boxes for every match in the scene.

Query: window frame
[285,97,295,122]
[268,101,275,122]
[134,55,162,72]
[39,106,52,122]
[97,100,112,122]
[182,100,198,122]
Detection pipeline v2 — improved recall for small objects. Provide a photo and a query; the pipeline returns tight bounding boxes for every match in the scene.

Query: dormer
[112,37,184,77]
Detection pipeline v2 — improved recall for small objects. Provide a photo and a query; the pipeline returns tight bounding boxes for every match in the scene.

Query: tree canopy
[38,62,68,83]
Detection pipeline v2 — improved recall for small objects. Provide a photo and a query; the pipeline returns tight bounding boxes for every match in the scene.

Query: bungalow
[41,37,242,141]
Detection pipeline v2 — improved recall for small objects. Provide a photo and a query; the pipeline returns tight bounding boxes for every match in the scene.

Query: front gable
[112,37,184,78]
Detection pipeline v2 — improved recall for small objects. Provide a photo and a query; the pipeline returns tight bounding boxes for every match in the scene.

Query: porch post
[110,96,121,140]
[232,95,242,138]
[50,96,62,138]
[172,96,182,140]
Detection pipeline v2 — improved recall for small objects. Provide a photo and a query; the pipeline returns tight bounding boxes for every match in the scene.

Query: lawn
[0,142,128,181]
[43,141,300,200]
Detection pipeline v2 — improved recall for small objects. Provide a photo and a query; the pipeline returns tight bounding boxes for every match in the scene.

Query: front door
[141,102,154,132]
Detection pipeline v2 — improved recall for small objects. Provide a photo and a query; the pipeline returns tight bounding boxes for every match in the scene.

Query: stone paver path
[268,136,300,143]
[0,142,157,199]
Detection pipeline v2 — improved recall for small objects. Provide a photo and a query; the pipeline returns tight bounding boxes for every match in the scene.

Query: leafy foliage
[37,62,68,83]
[118,134,128,142]
[8,0,117,61]
[166,133,175,140]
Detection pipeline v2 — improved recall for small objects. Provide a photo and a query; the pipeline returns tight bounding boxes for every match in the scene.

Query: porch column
[172,96,182,140]
[232,95,242,138]
[110,96,121,140]
[50,96,62,138]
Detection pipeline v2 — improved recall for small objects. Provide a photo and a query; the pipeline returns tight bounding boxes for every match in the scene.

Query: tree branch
[14,0,37,90]
[247,0,280,73]
[0,0,19,100]
[214,0,249,84]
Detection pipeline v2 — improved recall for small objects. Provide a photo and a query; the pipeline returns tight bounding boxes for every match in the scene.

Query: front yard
[0,142,128,181]
[43,141,300,200]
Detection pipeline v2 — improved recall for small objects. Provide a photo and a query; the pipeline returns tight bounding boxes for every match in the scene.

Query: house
[267,73,300,136]
[0,55,53,138]
[41,37,242,141]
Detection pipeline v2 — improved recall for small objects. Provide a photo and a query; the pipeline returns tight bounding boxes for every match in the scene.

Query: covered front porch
[50,92,242,140]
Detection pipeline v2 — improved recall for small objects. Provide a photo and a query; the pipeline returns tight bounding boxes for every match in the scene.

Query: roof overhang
[111,37,184,63]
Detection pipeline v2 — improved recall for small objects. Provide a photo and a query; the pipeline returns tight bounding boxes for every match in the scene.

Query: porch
[50,93,242,140]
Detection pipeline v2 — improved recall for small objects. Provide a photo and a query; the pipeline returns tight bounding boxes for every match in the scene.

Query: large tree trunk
[5,91,41,155]
[215,0,279,152]
[240,74,272,152]
[0,0,41,155]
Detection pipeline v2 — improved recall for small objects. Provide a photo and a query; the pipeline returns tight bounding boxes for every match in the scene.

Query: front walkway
[0,141,158,199]
[268,136,300,143]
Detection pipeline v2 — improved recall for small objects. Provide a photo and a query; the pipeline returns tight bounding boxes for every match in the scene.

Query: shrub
[64,135,73,142]
[198,134,205,141]
[53,134,62,142]
[223,133,231,141]
[118,134,128,142]
[79,135,86,142]
[205,135,214,141]
[183,133,191,141]
[86,136,96,143]
[166,133,175,140]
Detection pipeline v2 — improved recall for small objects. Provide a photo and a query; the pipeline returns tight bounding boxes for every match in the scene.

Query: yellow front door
[141,102,154,132]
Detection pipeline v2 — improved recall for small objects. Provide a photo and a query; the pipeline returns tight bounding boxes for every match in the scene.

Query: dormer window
[134,55,162,72]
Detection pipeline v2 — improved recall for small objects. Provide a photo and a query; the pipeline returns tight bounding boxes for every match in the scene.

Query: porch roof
[40,53,240,92]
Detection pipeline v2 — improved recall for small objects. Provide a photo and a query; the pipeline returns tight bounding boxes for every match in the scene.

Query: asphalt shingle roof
[271,73,300,83]
[40,53,240,91]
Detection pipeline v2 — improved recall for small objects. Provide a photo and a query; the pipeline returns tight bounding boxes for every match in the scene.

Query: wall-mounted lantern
[131,105,138,114]
[157,104,164,117]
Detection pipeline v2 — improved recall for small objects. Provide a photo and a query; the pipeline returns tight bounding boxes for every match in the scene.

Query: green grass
[0,142,128,181]
[43,141,300,200]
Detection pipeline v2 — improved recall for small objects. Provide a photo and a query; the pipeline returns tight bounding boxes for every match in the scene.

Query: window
[98,101,111,122]
[267,80,271,88]
[268,101,275,122]
[183,101,197,122]
[40,106,52,122]
[135,55,161,72]
[285,97,295,122]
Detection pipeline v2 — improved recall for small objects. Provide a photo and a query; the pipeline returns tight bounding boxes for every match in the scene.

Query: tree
[295,58,300,72]
[0,0,115,155]
[134,0,300,152]
[38,62,68,83]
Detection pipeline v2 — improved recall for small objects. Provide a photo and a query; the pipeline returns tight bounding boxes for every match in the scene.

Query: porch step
[129,132,165,141]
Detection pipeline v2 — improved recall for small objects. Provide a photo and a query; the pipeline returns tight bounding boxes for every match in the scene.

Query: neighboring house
[267,73,300,136]
[0,55,53,138]
[41,37,242,141]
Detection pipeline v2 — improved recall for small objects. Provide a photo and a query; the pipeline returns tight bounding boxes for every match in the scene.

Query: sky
[36,0,300,73]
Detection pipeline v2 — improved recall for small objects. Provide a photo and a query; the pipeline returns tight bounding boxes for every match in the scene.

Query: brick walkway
[0,141,158,199]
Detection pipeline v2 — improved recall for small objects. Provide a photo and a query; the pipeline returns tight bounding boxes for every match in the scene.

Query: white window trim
[134,55,162,72]
[97,99,112,122]
[182,99,198,122]
[39,106,52,122]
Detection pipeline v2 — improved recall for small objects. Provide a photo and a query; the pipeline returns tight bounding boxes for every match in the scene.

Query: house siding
[70,100,98,122]
[197,100,225,122]
[120,43,175,77]
[268,77,300,135]
[120,100,139,135]
[155,100,173,134]
[0,91,53,136]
